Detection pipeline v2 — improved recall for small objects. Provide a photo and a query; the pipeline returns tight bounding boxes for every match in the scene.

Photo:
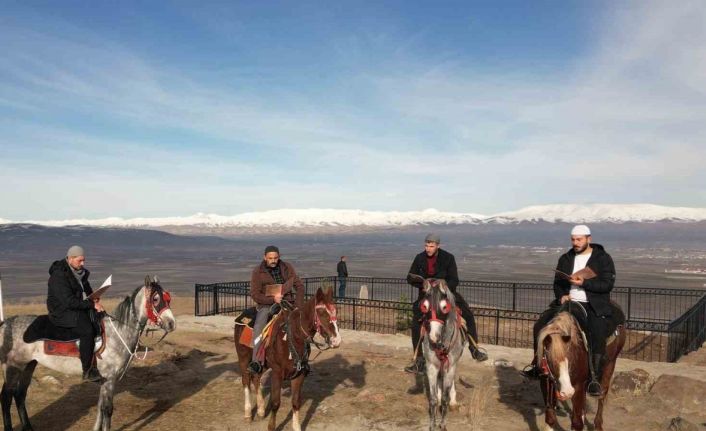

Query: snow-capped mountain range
[2,204,706,229]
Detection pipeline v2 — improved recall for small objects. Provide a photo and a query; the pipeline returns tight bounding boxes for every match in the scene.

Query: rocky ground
[2,297,706,430]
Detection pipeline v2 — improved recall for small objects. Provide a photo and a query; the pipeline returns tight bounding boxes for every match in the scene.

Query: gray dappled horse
[410,275,467,431]
[0,276,176,431]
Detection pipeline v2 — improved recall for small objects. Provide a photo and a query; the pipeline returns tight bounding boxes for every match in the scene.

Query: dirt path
[5,313,706,430]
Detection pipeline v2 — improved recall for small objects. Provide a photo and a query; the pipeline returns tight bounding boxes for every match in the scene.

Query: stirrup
[587,380,603,397]
[404,358,425,374]
[470,346,488,362]
[248,361,263,375]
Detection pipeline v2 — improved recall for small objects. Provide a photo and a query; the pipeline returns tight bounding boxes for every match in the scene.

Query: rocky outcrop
[610,368,655,396]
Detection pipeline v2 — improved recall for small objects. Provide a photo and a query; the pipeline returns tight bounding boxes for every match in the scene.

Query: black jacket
[553,244,616,317]
[46,259,94,328]
[407,248,459,300]
[336,261,348,277]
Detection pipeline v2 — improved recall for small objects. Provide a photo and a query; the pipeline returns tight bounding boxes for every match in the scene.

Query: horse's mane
[112,286,142,326]
[536,312,579,364]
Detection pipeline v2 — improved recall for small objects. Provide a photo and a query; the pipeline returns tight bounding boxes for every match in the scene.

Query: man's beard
[574,244,588,254]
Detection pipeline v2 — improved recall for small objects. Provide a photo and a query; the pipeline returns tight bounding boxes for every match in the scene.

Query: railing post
[213,285,219,316]
[194,284,198,315]
[627,287,632,321]
[512,283,517,311]
[495,309,500,344]
[370,278,374,300]
[352,298,357,331]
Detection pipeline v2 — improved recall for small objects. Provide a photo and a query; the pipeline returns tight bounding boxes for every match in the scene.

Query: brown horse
[235,287,341,431]
[536,307,626,431]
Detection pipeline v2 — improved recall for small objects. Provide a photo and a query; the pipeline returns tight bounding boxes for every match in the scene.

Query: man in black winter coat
[336,256,348,298]
[522,225,616,397]
[404,234,487,374]
[47,245,105,382]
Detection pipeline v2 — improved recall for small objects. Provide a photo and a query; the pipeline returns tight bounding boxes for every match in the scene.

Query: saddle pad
[44,340,81,357]
[239,326,254,348]
[25,315,107,358]
[234,307,257,328]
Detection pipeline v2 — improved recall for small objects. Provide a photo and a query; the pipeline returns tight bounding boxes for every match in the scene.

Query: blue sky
[1,1,705,219]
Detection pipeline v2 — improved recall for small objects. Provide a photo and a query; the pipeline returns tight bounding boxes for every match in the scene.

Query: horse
[411,275,467,431]
[536,302,626,431]
[234,286,341,431]
[0,275,176,431]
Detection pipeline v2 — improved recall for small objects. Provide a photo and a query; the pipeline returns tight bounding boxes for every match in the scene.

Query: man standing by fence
[522,224,616,397]
[247,245,304,375]
[405,234,487,374]
[336,256,348,298]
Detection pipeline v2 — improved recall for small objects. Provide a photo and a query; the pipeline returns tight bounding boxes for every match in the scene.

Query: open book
[87,275,112,301]
[265,284,283,297]
[553,267,597,281]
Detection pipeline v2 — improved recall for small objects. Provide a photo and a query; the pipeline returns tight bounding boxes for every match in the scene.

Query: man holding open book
[247,245,305,374]
[522,225,616,396]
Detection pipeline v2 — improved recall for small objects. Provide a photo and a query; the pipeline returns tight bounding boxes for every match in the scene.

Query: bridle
[144,283,172,327]
[419,280,458,370]
[298,301,338,351]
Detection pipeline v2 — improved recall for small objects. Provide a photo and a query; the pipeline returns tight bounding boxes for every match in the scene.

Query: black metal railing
[195,276,705,362]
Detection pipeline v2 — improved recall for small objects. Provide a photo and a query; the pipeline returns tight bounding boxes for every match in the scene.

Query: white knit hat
[571,225,591,236]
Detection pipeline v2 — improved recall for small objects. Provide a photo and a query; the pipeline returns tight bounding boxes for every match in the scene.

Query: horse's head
[313,287,341,348]
[140,275,176,333]
[419,278,456,344]
[537,312,582,401]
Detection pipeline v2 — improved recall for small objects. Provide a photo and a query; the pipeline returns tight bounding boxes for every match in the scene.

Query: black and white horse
[412,275,466,431]
[0,275,176,431]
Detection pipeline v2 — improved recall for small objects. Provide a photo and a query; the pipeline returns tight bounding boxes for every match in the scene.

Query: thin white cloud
[1,1,705,218]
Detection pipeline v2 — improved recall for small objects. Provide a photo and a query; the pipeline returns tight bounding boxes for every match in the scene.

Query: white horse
[0,275,176,431]
[411,275,467,431]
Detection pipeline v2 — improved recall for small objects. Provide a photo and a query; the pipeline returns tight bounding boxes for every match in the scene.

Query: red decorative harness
[145,287,172,325]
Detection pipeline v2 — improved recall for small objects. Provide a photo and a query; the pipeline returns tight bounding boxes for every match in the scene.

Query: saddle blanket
[23,315,106,358]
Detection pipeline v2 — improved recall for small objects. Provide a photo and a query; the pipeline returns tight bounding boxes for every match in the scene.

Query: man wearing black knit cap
[404,234,487,375]
[247,245,304,374]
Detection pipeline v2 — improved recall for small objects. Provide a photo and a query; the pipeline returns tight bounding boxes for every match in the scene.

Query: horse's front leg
[290,374,305,431]
[570,382,586,431]
[93,379,115,431]
[1,367,21,431]
[594,357,616,431]
[268,371,283,431]
[448,380,459,411]
[540,376,557,431]
[425,359,439,431]
[439,366,456,431]
[255,373,266,418]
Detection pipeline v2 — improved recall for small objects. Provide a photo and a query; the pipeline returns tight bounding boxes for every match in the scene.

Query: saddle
[22,315,107,359]
[234,305,284,352]
[557,300,625,349]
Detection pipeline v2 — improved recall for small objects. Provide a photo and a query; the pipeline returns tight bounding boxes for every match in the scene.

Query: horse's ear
[325,286,334,301]
[316,287,325,303]
[437,279,448,293]
[153,275,160,284]
[144,275,152,287]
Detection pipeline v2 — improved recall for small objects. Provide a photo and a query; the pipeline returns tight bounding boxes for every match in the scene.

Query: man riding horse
[405,233,487,374]
[47,245,105,382]
[523,225,616,396]
[247,245,305,375]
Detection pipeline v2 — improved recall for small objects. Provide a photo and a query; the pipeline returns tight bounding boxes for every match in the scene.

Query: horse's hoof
[449,403,460,412]
[257,409,266,418]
